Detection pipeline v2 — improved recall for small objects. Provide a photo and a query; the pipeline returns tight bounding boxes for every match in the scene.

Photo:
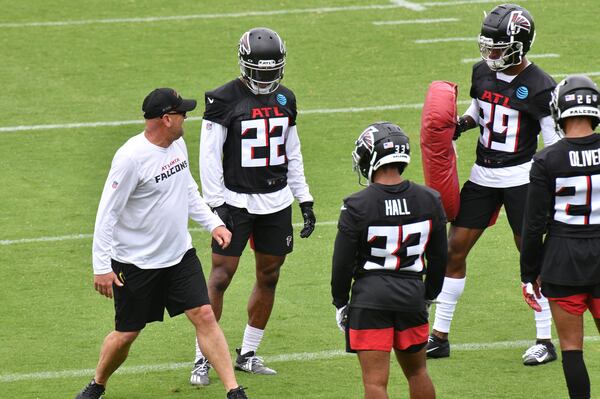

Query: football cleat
[235,348,277,375]
[75,379,105,399]
[522,342,557,366]
[425,335,450,359]
[190,357,211,386]
[227,386,249,399]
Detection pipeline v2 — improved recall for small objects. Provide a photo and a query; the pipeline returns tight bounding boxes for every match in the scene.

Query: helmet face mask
[479,35,524,72]
[352,122,411,186]
[479,5,535,72]
[239,28,286,95]
[550,75,600,137]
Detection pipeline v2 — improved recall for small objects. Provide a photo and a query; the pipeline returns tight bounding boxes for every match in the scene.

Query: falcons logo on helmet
[507,10,531,35]
[239,32,251,55]
[356,125,377,151]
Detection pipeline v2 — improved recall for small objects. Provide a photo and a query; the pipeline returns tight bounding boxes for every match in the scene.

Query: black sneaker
[75,379,105,399]
[522,342,557,365]
[426,335,450,358]
[234,348,276,375]
[227,386,248,399]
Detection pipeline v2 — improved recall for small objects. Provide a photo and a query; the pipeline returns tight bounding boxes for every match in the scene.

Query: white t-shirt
[92,132,223,274]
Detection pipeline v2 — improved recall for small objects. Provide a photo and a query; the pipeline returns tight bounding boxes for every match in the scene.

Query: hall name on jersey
[569,149,600,167]
[251,106,285,119]
[481,90,510,107]
[384,199,411,216]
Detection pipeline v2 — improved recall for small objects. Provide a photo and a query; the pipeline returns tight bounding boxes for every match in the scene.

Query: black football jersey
[203,79,298,194]
[521,134,600,285]
[470,62,556,168]
[331,181,447,311]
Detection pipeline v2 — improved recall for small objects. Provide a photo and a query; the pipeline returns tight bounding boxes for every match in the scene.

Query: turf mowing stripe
[373,18,459,25]
[461,53,560,63]
[2,337,599,383]
[0,221,339,246]
[0,101,472,133]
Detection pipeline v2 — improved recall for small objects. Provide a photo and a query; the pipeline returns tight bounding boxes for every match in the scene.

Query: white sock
[241,324,264,355]
[194,338,205,363]
[432,277,466,334]
[534,294,552,340]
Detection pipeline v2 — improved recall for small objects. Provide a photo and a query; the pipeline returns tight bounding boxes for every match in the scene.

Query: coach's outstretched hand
[299,201,316,238]
[521,281,542,312]
[212,225,232,249]
[94,271,123,299]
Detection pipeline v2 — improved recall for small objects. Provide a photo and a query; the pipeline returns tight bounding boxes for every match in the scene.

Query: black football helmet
[550,74,600,137]
[479,4,535,71]
[352,122,411,186]
[239,27,286,95]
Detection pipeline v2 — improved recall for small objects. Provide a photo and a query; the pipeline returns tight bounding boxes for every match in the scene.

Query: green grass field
[1,1,600,398]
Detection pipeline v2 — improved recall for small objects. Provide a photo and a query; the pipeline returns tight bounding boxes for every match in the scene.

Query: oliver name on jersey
[521,134,600,286]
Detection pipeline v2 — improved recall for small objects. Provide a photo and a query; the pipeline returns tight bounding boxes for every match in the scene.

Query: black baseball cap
[142,88,197,119]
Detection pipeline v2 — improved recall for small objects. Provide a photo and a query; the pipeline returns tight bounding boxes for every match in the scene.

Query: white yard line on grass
[421,0,498,5]
[415,36,476,43]
[553,71,600,79]
[374,17,459,25]
[388,0,426,11]
[0,1,514,29]
[461,53,560,63]
[2,337,598,383]
[0,221,338,246]
[0,101,472,134]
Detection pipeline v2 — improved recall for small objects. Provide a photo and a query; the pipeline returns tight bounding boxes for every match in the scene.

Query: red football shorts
[346,307,429,353]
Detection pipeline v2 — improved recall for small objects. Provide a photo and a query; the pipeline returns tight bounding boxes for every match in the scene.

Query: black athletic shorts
[345,307,429,354]
[111,248,210,332]
[212,204,293,257]
[453,180,528,235]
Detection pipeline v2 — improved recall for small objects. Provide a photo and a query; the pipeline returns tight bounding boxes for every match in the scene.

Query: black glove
[212,204,234,231]
[299,201,316,238]
[453,116,471,140]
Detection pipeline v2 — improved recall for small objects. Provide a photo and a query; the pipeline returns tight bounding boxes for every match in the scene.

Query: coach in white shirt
[75,88,248,399]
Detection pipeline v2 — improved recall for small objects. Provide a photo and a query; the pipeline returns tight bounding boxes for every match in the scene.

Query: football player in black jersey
[190,27,315,385]
[427,3,561,365]
[332,122,447,399]
[521,75,600,399]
